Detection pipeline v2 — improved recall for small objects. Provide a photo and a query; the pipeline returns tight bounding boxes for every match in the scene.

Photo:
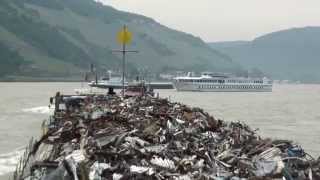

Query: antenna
[112,25,138,96]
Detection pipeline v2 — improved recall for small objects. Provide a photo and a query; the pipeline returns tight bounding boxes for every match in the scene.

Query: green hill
[0,0,242,81]
[209,27,320,83]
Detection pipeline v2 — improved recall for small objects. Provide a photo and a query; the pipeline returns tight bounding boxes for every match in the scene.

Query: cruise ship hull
[173,83,272,92]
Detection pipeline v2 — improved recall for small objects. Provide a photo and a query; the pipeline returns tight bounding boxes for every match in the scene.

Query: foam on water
[22,106,54,115]
[0,148,24,176]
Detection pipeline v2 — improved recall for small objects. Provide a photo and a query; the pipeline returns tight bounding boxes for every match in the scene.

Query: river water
[0,82,319,177]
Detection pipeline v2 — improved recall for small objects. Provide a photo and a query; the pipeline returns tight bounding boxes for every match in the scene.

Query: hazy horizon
[97,0,320,42]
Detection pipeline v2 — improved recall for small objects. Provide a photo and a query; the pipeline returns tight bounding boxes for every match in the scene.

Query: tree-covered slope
[0,0,242,80]
[209,27,320,83]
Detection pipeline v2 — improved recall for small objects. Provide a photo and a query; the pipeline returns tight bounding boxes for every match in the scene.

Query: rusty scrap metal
[14,93,320,180]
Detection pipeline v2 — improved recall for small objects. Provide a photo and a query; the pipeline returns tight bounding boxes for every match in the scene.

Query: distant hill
[0,0,242,81]
[209,27,320,83]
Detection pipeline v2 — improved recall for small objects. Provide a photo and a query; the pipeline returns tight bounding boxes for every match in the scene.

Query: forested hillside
[0,0,242,81]
[209,27,320,83]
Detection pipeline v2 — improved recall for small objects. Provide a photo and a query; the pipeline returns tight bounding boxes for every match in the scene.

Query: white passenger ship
[173,73,273,92]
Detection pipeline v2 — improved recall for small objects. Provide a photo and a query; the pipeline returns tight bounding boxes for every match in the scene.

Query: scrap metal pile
[14,93,320,180]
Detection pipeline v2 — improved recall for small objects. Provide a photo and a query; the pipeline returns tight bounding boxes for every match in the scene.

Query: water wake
[0,148,24,176]
[22,106,54,115]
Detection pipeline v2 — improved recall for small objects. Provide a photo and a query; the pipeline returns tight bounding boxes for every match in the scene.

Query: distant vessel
[173,72,273,92]
[88,71,173,89]
[88,72,128,89]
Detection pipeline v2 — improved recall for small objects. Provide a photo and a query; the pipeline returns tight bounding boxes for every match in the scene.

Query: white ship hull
[173,73,273,92]
[174,83,272,92]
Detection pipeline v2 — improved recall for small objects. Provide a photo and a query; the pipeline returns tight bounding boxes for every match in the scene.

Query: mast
[112,25,138,96]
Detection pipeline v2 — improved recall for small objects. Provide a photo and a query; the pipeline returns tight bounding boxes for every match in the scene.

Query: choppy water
[0,82,319,177]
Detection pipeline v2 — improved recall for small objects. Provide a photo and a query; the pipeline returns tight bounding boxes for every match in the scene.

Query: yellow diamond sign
[117,26,132,45]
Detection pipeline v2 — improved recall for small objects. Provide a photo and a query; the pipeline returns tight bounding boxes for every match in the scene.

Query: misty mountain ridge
[209,26,320,83]
[0,0,242,81]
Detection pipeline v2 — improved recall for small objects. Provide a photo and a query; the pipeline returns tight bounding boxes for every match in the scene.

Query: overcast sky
[98,0,320,42]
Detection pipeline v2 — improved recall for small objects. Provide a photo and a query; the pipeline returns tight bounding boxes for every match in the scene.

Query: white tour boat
[173,72,273,92]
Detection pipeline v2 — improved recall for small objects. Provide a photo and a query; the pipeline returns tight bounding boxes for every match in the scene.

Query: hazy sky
[98,0,320,42]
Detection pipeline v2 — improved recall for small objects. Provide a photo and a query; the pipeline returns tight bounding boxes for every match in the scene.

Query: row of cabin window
[198,85,264,89]
[228,80,263,84]
[179,79,225,83]
[179,79,263,84]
